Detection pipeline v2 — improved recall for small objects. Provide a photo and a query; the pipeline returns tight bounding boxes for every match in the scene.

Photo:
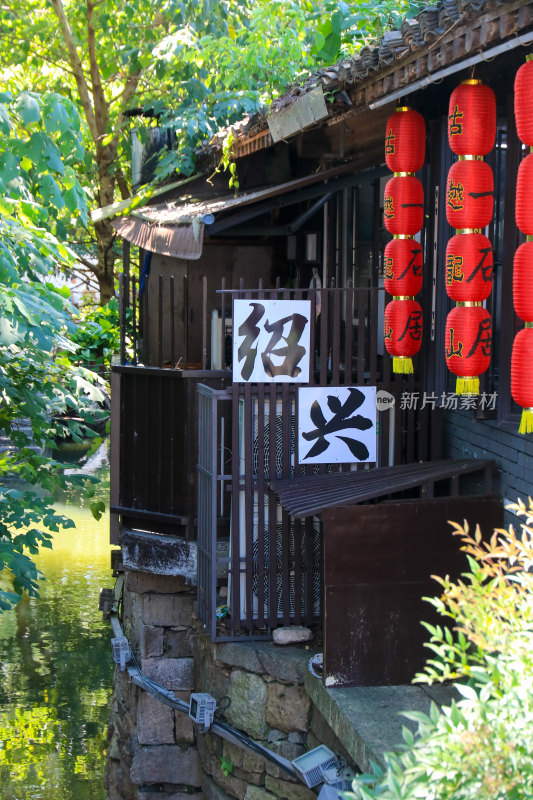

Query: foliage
[346,499,533,800]
[0,91,105,610]
[69,296,133,368]
[0,0,429,297]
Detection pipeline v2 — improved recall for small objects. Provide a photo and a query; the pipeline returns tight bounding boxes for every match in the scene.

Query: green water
[0,456,114,800]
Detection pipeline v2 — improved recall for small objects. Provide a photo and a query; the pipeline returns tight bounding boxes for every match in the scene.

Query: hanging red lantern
[513,241,533,322]
[445,232,493,302]
[446,159,494,229]
[384,298,422,373]
[514,57,533,147]
[384,175,424,235]
[512,326,533,433]
[385,107,426,173]
[448,80,496,156]
[515,153,533,235]
[445,305,492,395]
[384,237,423,296]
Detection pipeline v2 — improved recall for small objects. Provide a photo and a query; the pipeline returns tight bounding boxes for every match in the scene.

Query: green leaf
[90,500,106,521]
[38,174,64,210]
[455,683,478,702]
[13,91,41,125]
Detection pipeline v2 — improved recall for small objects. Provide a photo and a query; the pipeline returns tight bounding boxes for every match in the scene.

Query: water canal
[0,445,113,800]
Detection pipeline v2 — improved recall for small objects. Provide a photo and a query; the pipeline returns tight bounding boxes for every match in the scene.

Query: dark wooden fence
[113,272,442,638]
[195,285,441,640]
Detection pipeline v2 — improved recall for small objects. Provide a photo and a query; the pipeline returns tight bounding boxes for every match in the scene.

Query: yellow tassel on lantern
[456,376,479,396]
[393,356,414,374]
[518,408,533,435]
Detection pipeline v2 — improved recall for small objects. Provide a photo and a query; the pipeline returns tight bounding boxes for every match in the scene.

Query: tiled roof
[226,0,533,156]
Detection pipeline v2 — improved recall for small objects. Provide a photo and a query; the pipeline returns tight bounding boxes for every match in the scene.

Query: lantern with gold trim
[511,54,533,434]
[384,298,423,373]
[514,56,533,147]
[384,174,424,236]
[385,108,426,173]
[444,79,495,396]
[384,237,423,296]
[445,305,492,396]
[512,326,533,434]
[445,232,493,302]
[448,80,496,156]
[383,106,425,374]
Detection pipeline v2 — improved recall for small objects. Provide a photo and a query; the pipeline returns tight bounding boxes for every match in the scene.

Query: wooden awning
[270,459,496,518]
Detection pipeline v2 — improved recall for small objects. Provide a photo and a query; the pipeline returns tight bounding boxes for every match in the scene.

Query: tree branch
[49,0,99,143]
[86,0,109,136]
[114,167,130,200]
[110,71,142,153]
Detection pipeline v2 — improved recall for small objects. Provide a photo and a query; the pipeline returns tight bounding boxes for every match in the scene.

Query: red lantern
[445,305,492,395]
[448,80,496,156]
[512,327,533,433]
[445,232,493,302]
[384,237,423,296]
[513,241,533,322]
[384,298,422,373]
[514,58,533,147]
[384,176,424,235]
[515,153,533,236]
[445,159,494,230]
[385,108,426,173]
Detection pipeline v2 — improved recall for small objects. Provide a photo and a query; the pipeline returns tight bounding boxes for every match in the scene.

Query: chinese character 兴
[302,388,373,461]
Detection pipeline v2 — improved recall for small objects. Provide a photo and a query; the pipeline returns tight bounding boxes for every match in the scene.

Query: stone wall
[105,567,354,800]
[105,570,202,800]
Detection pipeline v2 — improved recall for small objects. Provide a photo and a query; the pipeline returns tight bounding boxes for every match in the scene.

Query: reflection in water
[0,446,113,800]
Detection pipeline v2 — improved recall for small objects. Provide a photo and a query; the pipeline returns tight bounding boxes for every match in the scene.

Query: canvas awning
[111,215,205,260]
[109,161,363,259]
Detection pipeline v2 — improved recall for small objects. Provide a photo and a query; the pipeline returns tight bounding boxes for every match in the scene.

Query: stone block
[272,626,313,646]
[141,658,194,691]
[125,569,192,594]
[130,745,201,786]
[139,623,164,658]
[264,775,316,800]
[225,670,268,740]
[266,682,310,733]
[121,530,197,581]
[202,773,235,800]
[137,692,175,745]
[174,707,195,744]
[265,740,305,781]
[288,731,307,745]
[234,765,263,786]
[144,593,197,627]
[244,788,276,800]
[222,740,244,769]
[242,748,266,775]
[165,628,194,657]
[218,642,313,684]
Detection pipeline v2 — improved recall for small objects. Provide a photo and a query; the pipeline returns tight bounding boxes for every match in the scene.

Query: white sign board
[233,299,311,383]
[298,386,377,463]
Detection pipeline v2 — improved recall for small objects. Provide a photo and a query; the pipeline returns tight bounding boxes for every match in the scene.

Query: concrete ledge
[121,530,197,582]
[304,669,457,772]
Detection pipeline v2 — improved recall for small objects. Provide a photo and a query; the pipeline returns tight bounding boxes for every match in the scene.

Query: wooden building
[103,0,533,687]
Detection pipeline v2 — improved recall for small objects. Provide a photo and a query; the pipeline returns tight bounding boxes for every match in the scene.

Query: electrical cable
[108,611,304,784]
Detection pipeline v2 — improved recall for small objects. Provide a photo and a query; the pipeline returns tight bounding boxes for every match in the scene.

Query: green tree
[0,90,105,610]
[0,0,425,301]
[347,500,533,800]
